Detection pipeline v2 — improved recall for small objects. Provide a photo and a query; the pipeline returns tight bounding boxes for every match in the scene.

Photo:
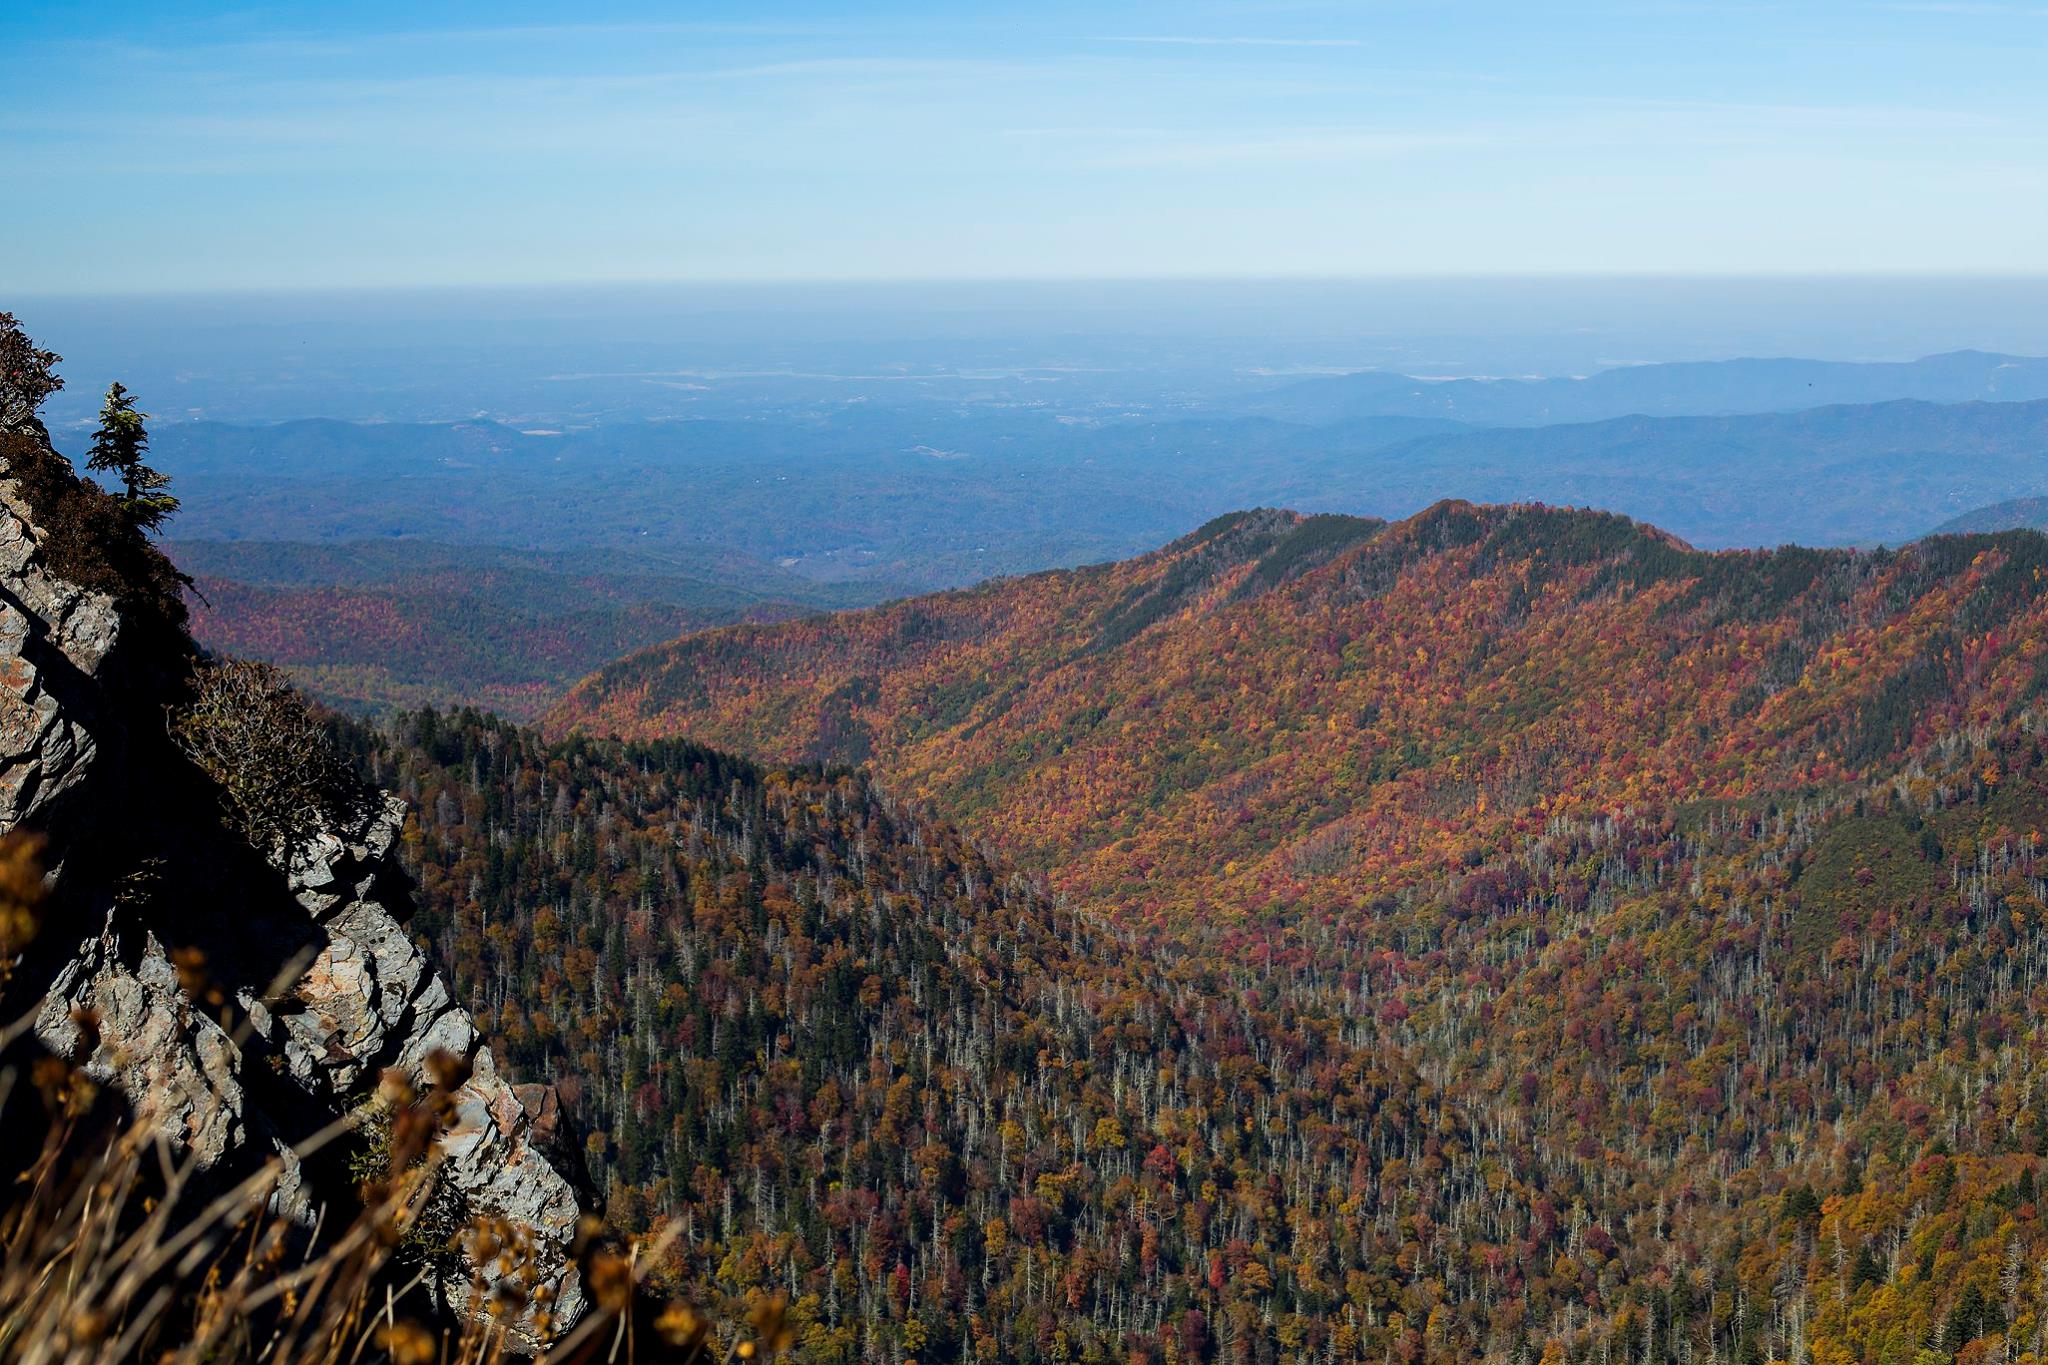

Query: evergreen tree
[1942,1280,1993,1353]
[85,382,178,532]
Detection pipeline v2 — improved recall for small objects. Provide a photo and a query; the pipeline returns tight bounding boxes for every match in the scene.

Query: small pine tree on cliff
[85,382,179,533]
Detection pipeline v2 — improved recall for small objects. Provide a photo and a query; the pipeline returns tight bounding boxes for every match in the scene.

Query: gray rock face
[252,798,588,1340]
[0,459,585,1347]
[38,911,257,1169]
[34,907,314,1220]
[254,796,479,1096]
[0,481,121,858]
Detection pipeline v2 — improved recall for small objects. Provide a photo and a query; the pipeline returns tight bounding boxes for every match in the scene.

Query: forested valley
[369,495,2048,1361]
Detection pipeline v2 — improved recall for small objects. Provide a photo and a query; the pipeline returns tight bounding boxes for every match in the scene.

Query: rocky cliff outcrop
[0,433,586,1348]
[0,470,121,861]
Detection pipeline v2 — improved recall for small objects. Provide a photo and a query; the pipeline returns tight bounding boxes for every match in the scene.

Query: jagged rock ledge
[0,443,587,1348]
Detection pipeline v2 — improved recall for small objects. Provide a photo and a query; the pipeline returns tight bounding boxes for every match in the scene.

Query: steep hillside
[368,710,1472,1362]
[375,706,2048,1364]
[554,500,2048,923]
[510,504,2048,1361]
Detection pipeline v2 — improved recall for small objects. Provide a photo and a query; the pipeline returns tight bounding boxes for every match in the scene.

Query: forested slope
[411,504,2048,1359]
[370,713,1456,1361]
[553,501,2048,925]
[376,706,2048,1363]
[173,538,854,718]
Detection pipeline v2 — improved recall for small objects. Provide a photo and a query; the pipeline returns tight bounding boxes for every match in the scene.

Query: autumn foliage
[517,501,2048,1361]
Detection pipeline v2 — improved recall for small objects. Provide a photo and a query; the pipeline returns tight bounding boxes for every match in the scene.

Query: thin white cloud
[692,55,1055,82]
[1097,36,1364,47]
[1081,129,1483,168]
[1875,1,2048,12]
[33,20,835,64]
[1035,98,2021,172]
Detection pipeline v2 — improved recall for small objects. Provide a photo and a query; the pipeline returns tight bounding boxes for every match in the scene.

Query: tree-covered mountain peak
[552,501,2048,929]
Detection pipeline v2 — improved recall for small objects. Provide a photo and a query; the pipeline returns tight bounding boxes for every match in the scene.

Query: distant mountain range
[1931,495,2048,537]
[1293,397,2048,547]
[162,388,2048,711]
[1245,349,2048,424]
[153,394,2048,571]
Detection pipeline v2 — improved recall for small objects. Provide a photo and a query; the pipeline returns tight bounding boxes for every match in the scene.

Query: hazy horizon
[18,275,2048,428]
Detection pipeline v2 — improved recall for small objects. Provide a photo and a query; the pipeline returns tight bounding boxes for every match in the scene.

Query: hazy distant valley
[121,348,2048,715]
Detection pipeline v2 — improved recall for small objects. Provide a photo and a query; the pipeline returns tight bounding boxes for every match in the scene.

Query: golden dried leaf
[376,1320,438,1365]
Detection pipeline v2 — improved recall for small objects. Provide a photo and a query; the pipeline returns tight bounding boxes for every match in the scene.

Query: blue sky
[3,1,2045,292]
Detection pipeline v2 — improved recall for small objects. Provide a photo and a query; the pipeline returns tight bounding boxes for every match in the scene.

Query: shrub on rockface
[1,430,189,637]
[169,657,376,854]
[0,312,62,441]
